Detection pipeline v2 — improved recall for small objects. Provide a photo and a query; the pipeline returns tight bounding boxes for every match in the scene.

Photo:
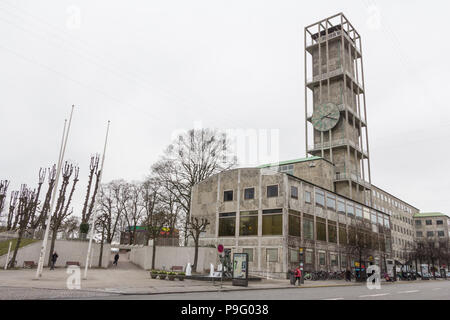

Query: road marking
[322,298,345,300]
[359,293,390,298]
[432,288,441,291]
[398,290,419,294]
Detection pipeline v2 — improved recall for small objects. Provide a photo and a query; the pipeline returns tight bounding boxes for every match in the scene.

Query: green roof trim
[257,156,323,169]
[414,212,447,218]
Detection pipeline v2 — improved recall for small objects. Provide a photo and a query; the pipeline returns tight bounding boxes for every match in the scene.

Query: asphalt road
[97,280,450,300]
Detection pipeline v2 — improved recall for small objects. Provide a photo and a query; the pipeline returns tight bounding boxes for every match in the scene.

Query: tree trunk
[48,227,58,266]
[9,231,24,268]
[151,237,157,270]
[98,226,105,267]
[193,237,199,273]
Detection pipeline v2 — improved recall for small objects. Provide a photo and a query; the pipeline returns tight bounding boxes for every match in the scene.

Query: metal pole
[84,121,110,280]
[4,241,12,270]
[35,105,74,279]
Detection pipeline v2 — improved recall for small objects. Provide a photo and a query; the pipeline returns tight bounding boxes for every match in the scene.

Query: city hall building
[190,13,424,278]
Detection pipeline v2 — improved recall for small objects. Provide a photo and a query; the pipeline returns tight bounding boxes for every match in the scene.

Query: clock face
[311,102,340,132]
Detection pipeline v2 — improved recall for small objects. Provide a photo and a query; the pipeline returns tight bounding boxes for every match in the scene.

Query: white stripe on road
[322,298,345,300]
[398,290,419,294]
[359,293,390,298]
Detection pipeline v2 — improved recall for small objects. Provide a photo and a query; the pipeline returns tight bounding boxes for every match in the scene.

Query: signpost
[299,248,304,284]
[232,253,248,287]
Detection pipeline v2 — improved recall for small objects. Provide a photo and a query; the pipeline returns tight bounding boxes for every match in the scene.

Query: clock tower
[304,13,371,204]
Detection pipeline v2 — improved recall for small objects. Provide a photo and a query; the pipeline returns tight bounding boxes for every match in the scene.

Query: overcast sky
[0,0,449,217]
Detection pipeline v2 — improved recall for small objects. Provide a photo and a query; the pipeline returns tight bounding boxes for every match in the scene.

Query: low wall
[0,240,111,268]
[129,246,217,272]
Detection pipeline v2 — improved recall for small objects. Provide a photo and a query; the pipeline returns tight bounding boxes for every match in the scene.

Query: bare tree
[61,216,80,239]
[29,169,47,230]
[0,180,9,224]
[8,185,36,268]
[6,190,19,231]
[32,165,57,230]
[80,154,100,233]
[187,217,210,273]
[152,128,237,245]
[47,162,79,266]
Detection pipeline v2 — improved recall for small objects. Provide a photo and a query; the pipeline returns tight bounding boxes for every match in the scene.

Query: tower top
[305,13,361,43]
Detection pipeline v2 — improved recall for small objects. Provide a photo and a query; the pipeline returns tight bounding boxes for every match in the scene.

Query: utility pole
[84,121,110,280]
[4,241,12,270]
[35,105,75,279]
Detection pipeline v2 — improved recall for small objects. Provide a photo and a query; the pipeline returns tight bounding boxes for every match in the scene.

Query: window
[239,211,258,236]
[347,202,354,217]
[328,221,337,243]
[426,220,432,226]
[305,251,313,264]
[355,205,363,218]
[315,190,325,207]
[438,231,445,237]
[341,255,347,268]
[415,220,421,226]
[290,248,299,263]
[224,190,233,202]
[244,188,255,200]
[330,254,338,266]
[348,227,356,245]
[371,213,377,224]
[303,214,314,240]
[427,231,434,238]
[416,231,423,238]
[437,220,443,225]
[279,164,294,175]
[267,248,278,262]
[267,185,279,198]
[384,218,390,229]
[218,212,236,236]
[262,209,283,236]
[319,252,326,266]
[339,224,347,245]
[242,248,254,262]
[291,186,298,199]
[288,212,301,237]
[337,199,346,214]
[305,191,311,203]
[316,217,327,241]
[326,194,336,210]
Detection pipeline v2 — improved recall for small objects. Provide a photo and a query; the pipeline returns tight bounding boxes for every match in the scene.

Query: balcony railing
[306,67,364,91]
[335,171,371,188]
[308,138,368,156]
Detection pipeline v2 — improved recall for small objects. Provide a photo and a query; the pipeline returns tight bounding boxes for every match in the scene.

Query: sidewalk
[0,264,445,298]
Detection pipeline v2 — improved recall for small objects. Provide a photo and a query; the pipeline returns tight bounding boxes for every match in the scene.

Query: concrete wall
[129,246,217,272]
[0,240,111,268]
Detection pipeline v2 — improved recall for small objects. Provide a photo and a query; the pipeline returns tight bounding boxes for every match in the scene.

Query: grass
[0,238,39,256]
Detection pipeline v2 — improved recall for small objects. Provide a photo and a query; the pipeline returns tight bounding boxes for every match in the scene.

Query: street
[93,280,450,300]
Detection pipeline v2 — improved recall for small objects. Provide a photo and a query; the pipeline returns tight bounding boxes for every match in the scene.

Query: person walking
[294,266,302,286]
[113,252,119,266]
[50,251,58,270]
[345,268,352,282]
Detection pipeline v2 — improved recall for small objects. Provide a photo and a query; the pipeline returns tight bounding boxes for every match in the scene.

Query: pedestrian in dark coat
[50,251,58,270]
[345,269,352,282]
[113,253,119,266]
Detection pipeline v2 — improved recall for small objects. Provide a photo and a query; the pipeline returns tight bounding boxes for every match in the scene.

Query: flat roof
[414,212,448,218]
[257,156,327,168]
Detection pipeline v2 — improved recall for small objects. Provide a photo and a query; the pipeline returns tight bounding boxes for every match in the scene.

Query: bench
[23,261,36,268]
[66,261,80,267]
[171,266,184,272]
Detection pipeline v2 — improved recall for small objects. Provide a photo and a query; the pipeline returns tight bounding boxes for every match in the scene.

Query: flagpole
[35,105,75,279]
[84,121,110,280]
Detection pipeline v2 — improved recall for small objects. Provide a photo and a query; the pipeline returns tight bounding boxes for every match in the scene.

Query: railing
[306,30,359,52]
[306,67,364,90]
[308,138,368,155]
[335,172,371,188]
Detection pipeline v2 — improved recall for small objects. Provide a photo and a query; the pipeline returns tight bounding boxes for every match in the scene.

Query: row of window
[416,231,446,238]
[372,189,412,214]
[223,185,279,202]
[219,209,283,237]
[415,220,444,226]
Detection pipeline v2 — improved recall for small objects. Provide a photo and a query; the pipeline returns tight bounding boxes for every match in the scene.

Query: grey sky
[0,0,449,217]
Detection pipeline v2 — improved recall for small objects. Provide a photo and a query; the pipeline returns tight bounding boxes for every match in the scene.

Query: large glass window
[244,188,255,200]
[218,212,236,236]
[242,248,254,262]
[348,226,356,245]
[416,231,423,237]
[339,224,347,245]
[316,217,327,241]
[330,254,338,266]
[262,209,283,236]
[326,194,336,210]
[438,231,445,237]
[224,190,233,202]
[371,213,377,224]
[290,248,299,263]
[384,218,390,229]
[315,190,325,207]
[267,185,279,198]
[303,214,314,240]
[239,211,258,236]
[426,220,432,225]
[288,212,301,237]
[341,255,347,268]
[347,202,354,217]
[437,220,443,225]
[337,199,345,214]
[319,252,326,265]
[328,221,337,243]
[267,248,278,262]
[305,251,313,264]
[355,205,363,218]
